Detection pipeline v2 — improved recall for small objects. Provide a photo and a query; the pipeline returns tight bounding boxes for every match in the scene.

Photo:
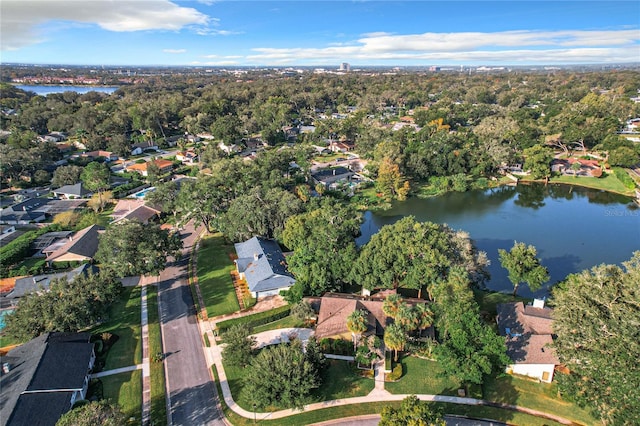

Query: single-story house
[38,132,67,143]
[0,198,50,225]
[234,236,296,299]
[82,150,118,162]
[31,230,74,257]
[551,158,602,177]
[3,264,99,302]
[311,145,331,155]
[55,143,73,154]
[131,141,159,156]
[329,140,355,153]
[45,224,103,265]
[175,150,198,164]
[0,332,96,426]
[311,167,355,189]
[496,300,559,383]
[110,199,160,224]
[218,142,242,155]
[126,159,174,177]
[52,182,92,199]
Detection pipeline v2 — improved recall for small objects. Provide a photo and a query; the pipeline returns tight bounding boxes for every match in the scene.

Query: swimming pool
[131,187,156,199]
[0,309,14,332]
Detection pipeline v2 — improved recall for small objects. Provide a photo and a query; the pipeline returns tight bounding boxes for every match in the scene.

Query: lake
[15,85,119,96]
[357,183,640,298]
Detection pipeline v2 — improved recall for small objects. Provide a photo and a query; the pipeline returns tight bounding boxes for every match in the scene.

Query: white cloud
[246,29,640,64]
[163,49,187,54]
[1,0,210,50]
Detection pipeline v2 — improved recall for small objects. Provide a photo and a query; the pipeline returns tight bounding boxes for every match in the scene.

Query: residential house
[311,145,331,155]
[175,150,198,165]
[234,236,296,299]
[3,264,99,302]
[31,230,74,257]
[311,166,355,189]
[218,142,242,155]
[37,132,66,143]
[131,141,159,156]
[126,159,174,177]
[0,198,50,225]
[44,224,103,265]
[0,332,96,426]
[328,140,355,153]
[52,182,92,199]
[496,300,559,383]
[110,199,160,224]
[55,143,73,155]
[551,158,602,177]
[82,150,118,162]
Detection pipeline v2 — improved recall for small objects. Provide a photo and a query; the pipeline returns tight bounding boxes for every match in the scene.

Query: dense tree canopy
[56,401,127,426]
[4,271,122,341]
[498,241,549,296]
[95,221,183,277]
[221,324,256,367]
[552,252,640,425]
[379,395,446,426]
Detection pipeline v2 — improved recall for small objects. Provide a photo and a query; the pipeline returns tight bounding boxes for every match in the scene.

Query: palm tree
[384,323,406,362]
[346,309,368,351]
[382,294,403,319]
[395,303,419,332]
[414,303,434,331]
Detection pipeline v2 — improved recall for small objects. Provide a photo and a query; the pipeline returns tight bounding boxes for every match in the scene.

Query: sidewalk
[90,364,142,378]
[139,276,154,426]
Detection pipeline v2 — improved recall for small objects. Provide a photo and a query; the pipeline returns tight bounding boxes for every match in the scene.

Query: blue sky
[1,1,639,66]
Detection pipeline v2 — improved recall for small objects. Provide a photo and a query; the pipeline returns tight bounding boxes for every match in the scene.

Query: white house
[496,299,559,383]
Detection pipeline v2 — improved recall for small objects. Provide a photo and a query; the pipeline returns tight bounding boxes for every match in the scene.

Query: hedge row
[613,168,636,190]
[216,305,291,333]
[0,224,61,270]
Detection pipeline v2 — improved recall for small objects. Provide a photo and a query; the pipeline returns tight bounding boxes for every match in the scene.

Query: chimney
[2,363,11,374]
[532,298,545,309]
[254,253,259,261]
[333,169,336,176]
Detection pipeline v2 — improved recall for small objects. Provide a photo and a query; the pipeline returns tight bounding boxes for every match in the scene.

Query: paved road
[158,223,224,426]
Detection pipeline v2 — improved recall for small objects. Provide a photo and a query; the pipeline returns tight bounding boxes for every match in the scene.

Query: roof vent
[2,363,11,374]
[533,298,545,309]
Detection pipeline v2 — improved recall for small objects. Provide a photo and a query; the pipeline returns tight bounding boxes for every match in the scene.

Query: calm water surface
[15,85,119,95]
[358,183,640,298]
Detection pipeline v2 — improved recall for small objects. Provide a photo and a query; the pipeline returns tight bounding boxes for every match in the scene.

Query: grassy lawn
[147,285,167,426]
[546,173,635,195]
[312,360,374,401]
[222,357,372,411]
[483,374,596,426]
[473,289,530,317]
[251,315,307,334]
[91,286,142,370]
[212,366,563,426]
[101,370,142,423]
[0,335,20,348]
[197,233,240,317]
[386,356,460,396]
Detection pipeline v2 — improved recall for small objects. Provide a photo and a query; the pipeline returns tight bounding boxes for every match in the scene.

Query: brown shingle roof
[45,224,103,262]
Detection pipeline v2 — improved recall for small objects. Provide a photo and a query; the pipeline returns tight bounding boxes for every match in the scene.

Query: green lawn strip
[211,366,561,426]
[197,233,240,317]
[473,289,530,317]
[146,285,167,426]
[91,286,142,370]
[251,315,306,334]
[385,356,460,396]
[0,335,20,348]
[101,370,142,424]
[216,305,291,333]
[544,173,635,196]
[482,374,596,426]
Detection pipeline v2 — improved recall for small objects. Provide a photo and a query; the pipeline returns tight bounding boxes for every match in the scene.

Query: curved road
[158,222,225,426]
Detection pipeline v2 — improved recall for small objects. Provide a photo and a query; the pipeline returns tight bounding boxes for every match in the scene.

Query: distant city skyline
[2,1,639,67]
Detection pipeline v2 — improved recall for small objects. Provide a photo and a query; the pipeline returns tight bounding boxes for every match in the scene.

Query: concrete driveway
[250,328,315,349]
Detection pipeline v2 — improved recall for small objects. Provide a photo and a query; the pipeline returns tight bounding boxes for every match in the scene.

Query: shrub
[216,305,291,333]
[386,362,403,381]
[614,168,636,190]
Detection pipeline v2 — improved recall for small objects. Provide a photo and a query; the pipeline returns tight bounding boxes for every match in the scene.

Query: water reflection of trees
[514,184,546,209]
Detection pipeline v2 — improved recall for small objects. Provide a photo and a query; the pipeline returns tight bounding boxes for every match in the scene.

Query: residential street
[158,222,225,426]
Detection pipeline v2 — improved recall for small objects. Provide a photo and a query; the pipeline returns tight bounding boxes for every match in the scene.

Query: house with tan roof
[496,299,559,383]
[110,199,160,224]
[45,224,103,265]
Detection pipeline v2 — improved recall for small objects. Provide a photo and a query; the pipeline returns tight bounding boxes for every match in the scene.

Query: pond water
[357,183,640,298]
[15,85,119,96]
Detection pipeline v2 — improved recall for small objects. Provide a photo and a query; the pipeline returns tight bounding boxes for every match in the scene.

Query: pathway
[90,364,142,378]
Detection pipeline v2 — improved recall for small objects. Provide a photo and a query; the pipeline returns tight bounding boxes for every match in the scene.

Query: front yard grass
[547,173,635,196]
[91,286,142,370]
[482,374,596,426]
[222,357,372,411]
[385,356,460,396]
[101,370,142,423]
[251,315,307,334]
[197,233,240,317]
[212,366,563,426]
[146,285,167,426]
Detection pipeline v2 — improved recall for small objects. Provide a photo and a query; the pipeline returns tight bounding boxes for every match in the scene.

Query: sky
[1,1,639,67]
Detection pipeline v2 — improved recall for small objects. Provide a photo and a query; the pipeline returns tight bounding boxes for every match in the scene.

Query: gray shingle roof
[0,332,93,426]
[52,182,90,197]
[46,224,103,262]
[234,236,295,293]
[6,264,99,299]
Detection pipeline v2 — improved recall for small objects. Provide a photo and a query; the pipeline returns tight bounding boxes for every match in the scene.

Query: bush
[216,305,291,333]
[614,168,636,190]
[386,362,403,381]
